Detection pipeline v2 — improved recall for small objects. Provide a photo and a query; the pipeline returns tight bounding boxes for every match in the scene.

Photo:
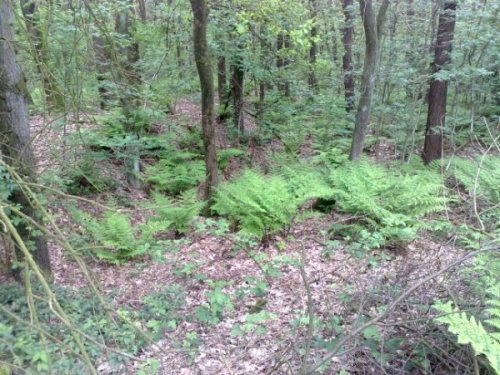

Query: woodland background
[0,0,498,374]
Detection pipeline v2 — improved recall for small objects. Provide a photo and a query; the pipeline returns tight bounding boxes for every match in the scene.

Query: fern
[441,156,500,205]
[213,165,330,239]
[327,159,447,246]
[145,152,205,195]
[84,211,171,263]
[150,189,203,234]
[212,170,298,239]
[217,148,245,170]
[434,285,500,374]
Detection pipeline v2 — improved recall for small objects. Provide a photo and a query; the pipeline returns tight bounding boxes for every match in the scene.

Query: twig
[298,242,314,375]
[305,246,498,374]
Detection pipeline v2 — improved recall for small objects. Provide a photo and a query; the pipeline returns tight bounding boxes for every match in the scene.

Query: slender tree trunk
[423,0,457,163]
[217,55,226,104]
[342,0,355,112]
[349,0,389,161]
[277,31,291,97]
[115,2,142,189]
[92,34,111,110]
[20,0,62,109]
[190,0,218,207]
[230,46,245,135]
[308,0,318,92]
[0,1,51,278]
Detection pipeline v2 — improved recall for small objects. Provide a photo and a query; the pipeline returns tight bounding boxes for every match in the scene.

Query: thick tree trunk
[115,2,142,189]
[190,0,218,207]
[423,0,457,164]
[349,0,389,161]
[342,0,355,111]
[0,1,51,278]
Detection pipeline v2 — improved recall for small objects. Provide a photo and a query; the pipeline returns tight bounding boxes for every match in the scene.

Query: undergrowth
[327,159,447,248]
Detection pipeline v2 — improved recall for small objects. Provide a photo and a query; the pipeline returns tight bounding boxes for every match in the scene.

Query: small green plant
[231,310,277,336]
[195,281,234,325]
[217,148,246,170]
[145,152,205,195]
[142,285,186,336]
[213,167,329,240]
[327,159,447,248]
[149,189,204,234]
[434,287,500,374]
[81,210,171,263]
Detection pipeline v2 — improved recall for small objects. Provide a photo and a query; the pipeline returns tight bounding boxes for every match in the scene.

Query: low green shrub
[212,170,297,239]
[212,166,329,239]
[80,210,171,263]
[149,189,204,234]
[145,151,205,195]
[327,159,447,247]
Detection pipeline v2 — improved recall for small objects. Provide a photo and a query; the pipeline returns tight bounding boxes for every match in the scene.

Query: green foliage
[213,162,332,239]
[434,286,500,374]
[444,156,500,205]
[145,152,205,195]
[0,165,15,203]
[141,285,186,336]
[149,190,204,234]
[59,152,116,194]
[217,148,246,170]
[0,284,148,374]
[327,159,447,247]
[213,170,295,238]
[195,281,234,325]
[82,210,171,263]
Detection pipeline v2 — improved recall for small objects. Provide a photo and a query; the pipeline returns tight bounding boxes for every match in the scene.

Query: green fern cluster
[434,284,500,374]
[213,168,325,239]
[212,170,296,238]
[149,189,204,234]
[85,211,171,263]
[145,151,205,195]
[328,159,447,246]
[443,156,500,205]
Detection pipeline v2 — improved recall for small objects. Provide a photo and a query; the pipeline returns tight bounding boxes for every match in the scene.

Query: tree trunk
[217,55,226,105]
[20,0,63,110]
[308,0,319,92]
[423,0,457,164]
[342,0,355,112]
[115,2,142,189]
[349,0,389,161]
[230,47,245,135]
[276,31,291,97]
[190,0,218,208]
[92,34,111,110]
[0,1,51,278]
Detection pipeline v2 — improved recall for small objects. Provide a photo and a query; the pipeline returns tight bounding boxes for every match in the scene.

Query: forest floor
[18,98,478,374]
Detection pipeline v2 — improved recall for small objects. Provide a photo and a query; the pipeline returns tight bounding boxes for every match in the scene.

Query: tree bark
[342,0,355,112]
[0,1,51,278]
[230,58,245,135]
[115,1,142,189]
[276,31,291,97]
[217,55,227,105]
[423,0,457,164]
[20,0,63,109]
[190,0,218,207]
[308,0,319,92]
[349,0,389,161]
